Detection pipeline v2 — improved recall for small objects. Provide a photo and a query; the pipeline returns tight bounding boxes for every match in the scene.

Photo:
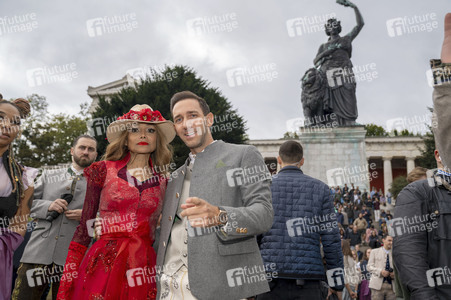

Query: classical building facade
[87,74,138,113]
[249,136,424,194]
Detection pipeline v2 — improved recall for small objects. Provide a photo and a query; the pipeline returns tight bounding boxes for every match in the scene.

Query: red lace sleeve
[58,161,107,299]
[71,161,106,247]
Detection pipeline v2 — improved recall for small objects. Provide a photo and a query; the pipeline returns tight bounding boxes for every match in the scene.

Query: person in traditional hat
[0,96,38,299]
[57,104,175,300]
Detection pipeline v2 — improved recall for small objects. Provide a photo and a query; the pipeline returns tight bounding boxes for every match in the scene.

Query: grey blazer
[157,140,273,300]
[20,167,87,266]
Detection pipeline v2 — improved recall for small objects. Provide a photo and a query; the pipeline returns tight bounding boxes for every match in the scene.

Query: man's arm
[320,185,344,291]
[366,249,382,278]
[432,13,451,170]
[30,171,69,220]
[29,171,52,219]
[216,146,274,241]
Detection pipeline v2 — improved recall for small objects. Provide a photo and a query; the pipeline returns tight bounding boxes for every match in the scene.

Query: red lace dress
[57,153,166,300]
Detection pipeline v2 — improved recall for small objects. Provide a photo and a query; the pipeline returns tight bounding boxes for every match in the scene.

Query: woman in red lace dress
[57,105,175,300]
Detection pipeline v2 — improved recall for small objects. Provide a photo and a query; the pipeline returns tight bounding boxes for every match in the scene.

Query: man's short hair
[170,91,210,116]
[407,166,428,183]
[279,141,303,164]
[382,234,392,240]
[72,135,97,148]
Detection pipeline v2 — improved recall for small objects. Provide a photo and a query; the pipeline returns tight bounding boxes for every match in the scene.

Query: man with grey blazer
[156,91,273,300]
[12,135,97,300]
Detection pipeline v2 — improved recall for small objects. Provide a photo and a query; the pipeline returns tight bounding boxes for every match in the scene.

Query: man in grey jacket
[12,135,97,300]
[156,91,273,300]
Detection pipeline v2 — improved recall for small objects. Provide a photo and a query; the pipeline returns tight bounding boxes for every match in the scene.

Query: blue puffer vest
[259,166,343,280]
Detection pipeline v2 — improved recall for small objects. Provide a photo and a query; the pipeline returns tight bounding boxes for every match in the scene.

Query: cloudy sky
[0,0,448,139]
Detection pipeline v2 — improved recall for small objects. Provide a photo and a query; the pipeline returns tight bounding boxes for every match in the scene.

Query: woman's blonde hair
[102,124,173,176]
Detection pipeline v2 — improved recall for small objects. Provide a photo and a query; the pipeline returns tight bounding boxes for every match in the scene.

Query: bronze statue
[301,0,364,126]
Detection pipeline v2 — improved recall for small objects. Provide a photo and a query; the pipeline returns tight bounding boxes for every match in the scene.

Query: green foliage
[417,127,436,169]
[90,65,248,167]
[14,94,89,167]
[364,123,387,137]
[389,175,409,199]
[282,132,299,139]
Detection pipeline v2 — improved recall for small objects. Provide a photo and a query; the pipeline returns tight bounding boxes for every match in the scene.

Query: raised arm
[345,1,364,41]
[432,13,451,170]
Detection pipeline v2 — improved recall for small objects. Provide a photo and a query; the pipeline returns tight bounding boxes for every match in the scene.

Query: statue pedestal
[298,125,370,190]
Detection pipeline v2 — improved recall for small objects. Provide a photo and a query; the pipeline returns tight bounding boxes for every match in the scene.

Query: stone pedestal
[298,125,369,190]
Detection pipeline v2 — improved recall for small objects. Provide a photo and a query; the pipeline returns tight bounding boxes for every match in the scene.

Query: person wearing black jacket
[393,14,451,300]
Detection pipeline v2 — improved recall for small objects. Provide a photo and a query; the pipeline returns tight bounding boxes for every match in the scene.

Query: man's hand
[380,270,390,277]
[180,197,220,227]
[327,288,342,300]
[350,291,357,299]
[441,13,451,63]
[48,198,68,213]
[64,209,82,221]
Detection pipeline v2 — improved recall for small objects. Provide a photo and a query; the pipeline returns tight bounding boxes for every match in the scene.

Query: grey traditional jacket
[20,166,87,266]
[157,140,273,300]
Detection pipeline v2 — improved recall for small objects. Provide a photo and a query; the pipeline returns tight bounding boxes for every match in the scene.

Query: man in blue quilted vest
[258,140,344,300]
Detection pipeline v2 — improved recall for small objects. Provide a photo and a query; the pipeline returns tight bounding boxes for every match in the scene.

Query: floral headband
[117,108,166,122]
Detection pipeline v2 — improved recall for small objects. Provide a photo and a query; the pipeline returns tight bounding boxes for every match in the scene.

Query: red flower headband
[117,108,165,122]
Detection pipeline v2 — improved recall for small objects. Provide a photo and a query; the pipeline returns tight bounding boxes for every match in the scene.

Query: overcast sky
[0,0,448,139]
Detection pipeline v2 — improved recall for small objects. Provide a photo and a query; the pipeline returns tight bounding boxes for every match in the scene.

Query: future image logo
[286,13,336,37]
[387,213,438,237]
[327,268,344,287]
[326,163,377,187]
[86,13,138,37]
[385,113,432,136]
[286,213,337,237]
[0,13,38,36]
[186,13,238,36]
[426,267,451,287]
[26,63,78,87]
[386,13,438,37]
[226,264,277,288]
[226,63,278,87]
[226,165,271,187]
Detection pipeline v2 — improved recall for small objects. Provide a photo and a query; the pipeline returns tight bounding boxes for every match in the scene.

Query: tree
[14,94,89,167]
[282,132,299,139]
[415,107,436,169]
[389,175,409,199]
[364,123,387,137]
[90,65,248,167]
[417,127,436,169]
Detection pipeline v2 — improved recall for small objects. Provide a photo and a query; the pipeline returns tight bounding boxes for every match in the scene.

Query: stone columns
[406,157,416,174]
[383,156,393,195]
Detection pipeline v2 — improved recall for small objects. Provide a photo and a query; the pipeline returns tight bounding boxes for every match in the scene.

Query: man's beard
[74,154,94,168]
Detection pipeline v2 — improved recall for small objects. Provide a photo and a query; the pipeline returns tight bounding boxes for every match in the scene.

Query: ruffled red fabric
[57,157,165,300]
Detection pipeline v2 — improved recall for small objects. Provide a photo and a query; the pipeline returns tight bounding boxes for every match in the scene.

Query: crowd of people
[0,12,450,300]
[332,184,393,250]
